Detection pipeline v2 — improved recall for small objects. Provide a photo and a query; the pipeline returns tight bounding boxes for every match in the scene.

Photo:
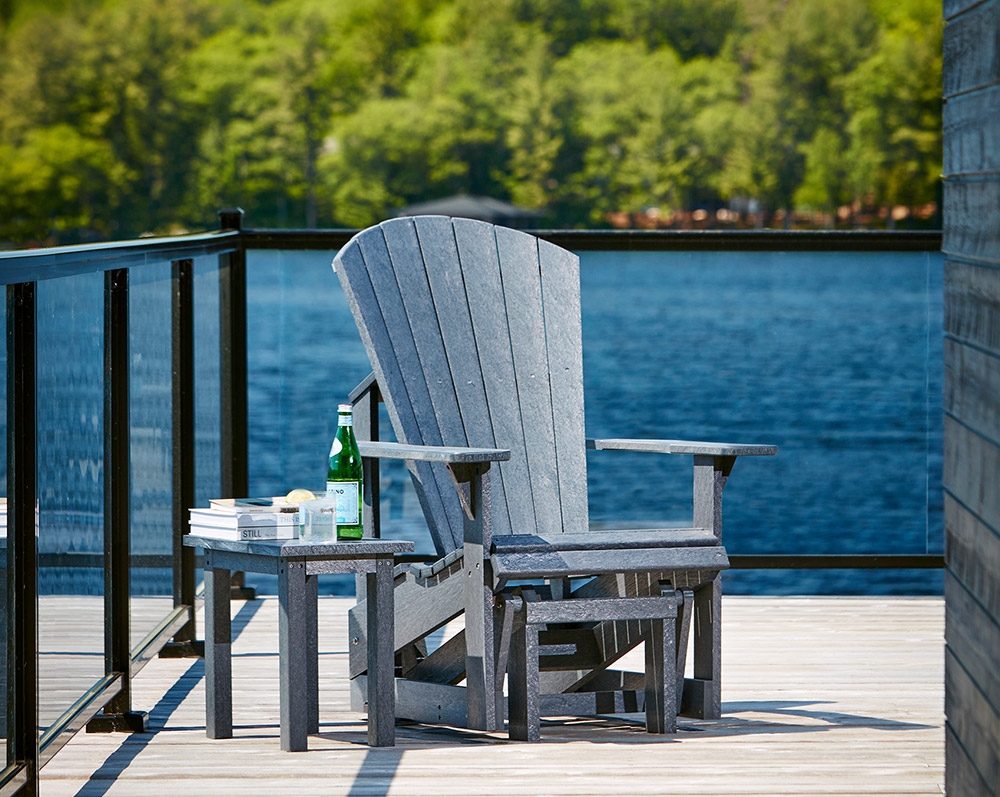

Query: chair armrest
[358,440,511,464]
[586,438,777,457]
[348,370,380,404]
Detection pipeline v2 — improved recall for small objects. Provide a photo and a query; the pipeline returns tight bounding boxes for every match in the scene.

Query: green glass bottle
[327,403,363,540]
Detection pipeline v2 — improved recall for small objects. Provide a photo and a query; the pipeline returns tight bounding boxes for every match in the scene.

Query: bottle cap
[338,403,352,413]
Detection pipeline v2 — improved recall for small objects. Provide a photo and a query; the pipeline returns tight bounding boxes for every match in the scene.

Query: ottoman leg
[508,614,540,742]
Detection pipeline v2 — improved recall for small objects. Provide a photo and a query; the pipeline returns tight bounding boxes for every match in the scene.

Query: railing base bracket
[85,711,149,734]
[159,640,205,659]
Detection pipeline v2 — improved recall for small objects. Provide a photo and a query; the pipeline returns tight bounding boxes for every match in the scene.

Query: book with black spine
[208,497,300,514]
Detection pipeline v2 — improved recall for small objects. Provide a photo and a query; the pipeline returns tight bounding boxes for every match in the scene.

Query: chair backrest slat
[538,237,589,532]
[493,226,563,537]
[335,216,590,556]
[339,226,463,551]
[451,218,518,537]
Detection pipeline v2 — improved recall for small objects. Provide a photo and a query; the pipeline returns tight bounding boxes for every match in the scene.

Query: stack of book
[188,497,302,542]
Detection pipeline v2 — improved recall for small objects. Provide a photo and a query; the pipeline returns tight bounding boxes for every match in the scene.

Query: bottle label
[329,437,343,457]
[338,413,352,427]
[326,480,359,525]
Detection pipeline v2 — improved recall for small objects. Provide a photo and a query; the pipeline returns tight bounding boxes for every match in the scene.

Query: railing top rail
[531,228,943,252]
[0,226,943,286]
[0,229,240,285]
[242,227,943,253]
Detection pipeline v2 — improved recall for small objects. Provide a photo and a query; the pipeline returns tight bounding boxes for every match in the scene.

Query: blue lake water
[10,245,944,597]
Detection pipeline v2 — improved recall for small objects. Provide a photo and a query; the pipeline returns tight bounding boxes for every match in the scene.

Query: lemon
[285,488,316,503]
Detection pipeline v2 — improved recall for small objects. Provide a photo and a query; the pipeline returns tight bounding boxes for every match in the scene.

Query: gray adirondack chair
[334,216,775,735]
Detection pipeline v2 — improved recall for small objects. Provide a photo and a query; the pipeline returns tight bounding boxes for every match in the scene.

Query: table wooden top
[183,534,413,558]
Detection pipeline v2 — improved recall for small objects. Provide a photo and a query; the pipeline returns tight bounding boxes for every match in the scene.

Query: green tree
[842,0,942,215]
[794,127,849,222]
[183,0,442,229]
[0,0,229,241]
[319,30,521,226]
[719,0,878,224]
[0,126,129,242]
[505,0,745,59]
[182,1,334,228]
[552,41,699,224]
[610,0,747,60]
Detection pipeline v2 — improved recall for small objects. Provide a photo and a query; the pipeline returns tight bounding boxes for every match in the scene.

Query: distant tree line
[0,0,942,244]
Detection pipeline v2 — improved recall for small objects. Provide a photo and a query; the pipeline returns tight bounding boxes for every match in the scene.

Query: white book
[209,497,300,514]
[189,507,300,529]
[188,523,299,541]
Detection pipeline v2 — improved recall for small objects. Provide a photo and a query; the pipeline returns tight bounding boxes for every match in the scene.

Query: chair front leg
[689,454,733,720]
[685,578,722,719]
[450,462,499,732]
[508,609,540,742]
[643,615,677,734]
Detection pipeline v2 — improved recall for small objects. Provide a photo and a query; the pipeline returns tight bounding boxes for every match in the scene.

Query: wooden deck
[39,595,945,796]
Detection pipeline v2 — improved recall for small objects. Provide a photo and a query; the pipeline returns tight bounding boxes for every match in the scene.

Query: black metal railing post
[87,269,147,734]
[159,259,202,658]
[352,379,381,541]
[218,209,254,599]
[5,282,39,794]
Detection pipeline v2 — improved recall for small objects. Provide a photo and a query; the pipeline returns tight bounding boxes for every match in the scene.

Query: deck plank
[38,596,945,796]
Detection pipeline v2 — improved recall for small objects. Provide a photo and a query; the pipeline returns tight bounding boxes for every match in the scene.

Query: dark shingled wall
[942,0,1000,792]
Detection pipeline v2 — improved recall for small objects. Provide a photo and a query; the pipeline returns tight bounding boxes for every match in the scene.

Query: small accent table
[184,535,412,751]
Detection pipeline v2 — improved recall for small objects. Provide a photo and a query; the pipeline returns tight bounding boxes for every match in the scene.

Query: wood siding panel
[945,259,1000,352]
[943,0,1000,97]
[942,180,1000,262]
[945,571,1000,719]
[943,3,1000,786]
[943,3,1000,789]
[946,724,994,797]
[945,495,1000,631]
[944,0,988,23]
[943,84,1000,176]
[943,337,1000,436]
[943,417,1000,529]
[944,648,1000,790]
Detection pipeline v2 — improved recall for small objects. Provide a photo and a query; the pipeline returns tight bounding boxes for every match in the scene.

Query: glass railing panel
[194,258,222,509]
[36,272,106,730]
[129,262,176,646]
[242,246,943,596]
[242,249,392,594]
[580,248,944,595]
[245,249,372,493]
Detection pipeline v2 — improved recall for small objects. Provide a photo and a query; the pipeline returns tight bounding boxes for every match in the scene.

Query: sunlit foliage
[0,0,942,242]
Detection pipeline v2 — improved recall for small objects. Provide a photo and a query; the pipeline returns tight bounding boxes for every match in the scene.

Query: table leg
[307,572,319,735]
[278,559,311,752]
[204,558,233,739]
[366,556,395,747]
